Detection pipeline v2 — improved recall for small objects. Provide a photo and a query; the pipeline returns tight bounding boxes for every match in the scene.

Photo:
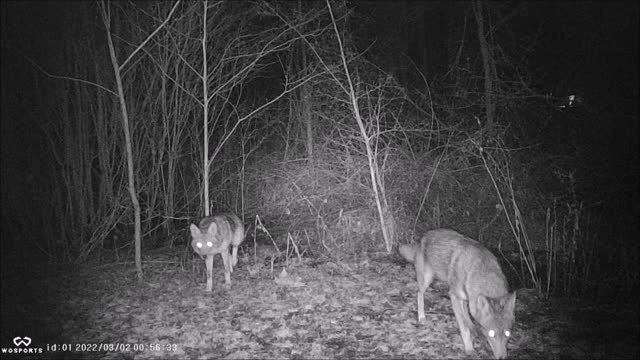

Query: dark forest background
[1,0,638,302]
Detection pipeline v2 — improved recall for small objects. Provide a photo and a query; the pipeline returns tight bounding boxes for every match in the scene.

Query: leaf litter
[36,249,639,359]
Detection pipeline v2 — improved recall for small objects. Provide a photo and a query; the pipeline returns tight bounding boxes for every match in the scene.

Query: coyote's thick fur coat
[190,213,245,291]
[399,229,516,359]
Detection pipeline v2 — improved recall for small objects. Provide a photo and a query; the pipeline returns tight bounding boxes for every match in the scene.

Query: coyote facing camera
[190,213,245,291]
[399,229,516,359]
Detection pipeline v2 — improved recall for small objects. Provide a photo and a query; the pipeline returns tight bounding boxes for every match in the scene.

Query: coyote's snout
[399,229,516,359]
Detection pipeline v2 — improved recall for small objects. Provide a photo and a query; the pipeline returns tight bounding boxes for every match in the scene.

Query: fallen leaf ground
[1,249,638,359]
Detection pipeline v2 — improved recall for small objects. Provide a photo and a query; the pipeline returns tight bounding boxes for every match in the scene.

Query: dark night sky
[1,0,638,240]
[3,1,637,130]
[2,2,638,130]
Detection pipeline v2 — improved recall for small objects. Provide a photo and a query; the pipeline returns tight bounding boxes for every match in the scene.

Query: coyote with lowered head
[190,213,245,291]
[399,229,516,359]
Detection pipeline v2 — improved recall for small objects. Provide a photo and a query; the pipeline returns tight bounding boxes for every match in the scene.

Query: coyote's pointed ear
[503,292,516,313]
[189,224,200,238]
[207,222,218,235]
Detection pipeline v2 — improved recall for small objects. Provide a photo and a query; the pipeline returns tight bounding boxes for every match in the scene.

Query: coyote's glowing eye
[488,330,495,337]
[206,241,213,247]
[505,330,511,337]
[196,242,203,248]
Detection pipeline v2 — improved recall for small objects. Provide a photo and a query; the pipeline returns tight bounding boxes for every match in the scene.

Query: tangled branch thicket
[24,1,637,302]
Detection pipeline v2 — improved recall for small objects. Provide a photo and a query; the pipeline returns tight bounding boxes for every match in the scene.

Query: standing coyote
[399,229,516,359]
[190,213,245,291]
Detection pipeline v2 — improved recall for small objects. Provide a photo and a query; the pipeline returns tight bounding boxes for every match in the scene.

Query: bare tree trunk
[302,78,313,160]
[327,1,395,252]
[474,0,495,129]
[201,1,211,217]
[100,1,143,280]
[300,0,313,161]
